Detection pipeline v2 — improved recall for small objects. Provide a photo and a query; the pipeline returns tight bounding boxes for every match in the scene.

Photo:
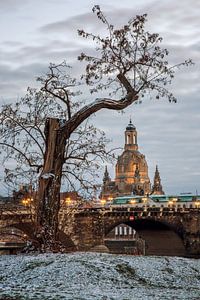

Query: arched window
[126,134,130,144]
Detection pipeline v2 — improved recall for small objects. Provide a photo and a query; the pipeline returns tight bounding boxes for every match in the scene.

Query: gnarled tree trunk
[36,118,66,252]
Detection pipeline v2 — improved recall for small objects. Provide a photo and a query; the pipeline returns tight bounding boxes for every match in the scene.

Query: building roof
[126,119,136,131]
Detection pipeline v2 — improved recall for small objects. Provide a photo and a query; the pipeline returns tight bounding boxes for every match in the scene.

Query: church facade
[101,120,164,200]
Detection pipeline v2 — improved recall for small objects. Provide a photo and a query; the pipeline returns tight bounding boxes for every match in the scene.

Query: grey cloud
[2,41,23,48]
[0,38,89,68]
[0,62,49,100]
[0,0,32,12]
[39,6,144,36]
[40,12,98,34]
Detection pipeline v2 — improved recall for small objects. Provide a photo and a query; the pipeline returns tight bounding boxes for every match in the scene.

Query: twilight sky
[0,0,200,195]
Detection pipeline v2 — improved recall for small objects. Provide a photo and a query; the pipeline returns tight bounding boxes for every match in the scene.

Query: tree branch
[0,142,42,169]
[62,78,138,138]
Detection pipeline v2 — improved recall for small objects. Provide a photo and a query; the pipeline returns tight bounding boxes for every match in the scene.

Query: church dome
[115,148,151,195]
[101,121,152,199]
[116,149,148,175]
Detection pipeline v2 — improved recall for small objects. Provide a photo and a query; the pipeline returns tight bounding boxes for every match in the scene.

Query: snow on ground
[0,253,200,300]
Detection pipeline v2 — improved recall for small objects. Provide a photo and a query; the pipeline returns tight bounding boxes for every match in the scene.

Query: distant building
[12,185,34,204]
[151,165,165,195]
[101,120,164,200]
[60,191,82,206]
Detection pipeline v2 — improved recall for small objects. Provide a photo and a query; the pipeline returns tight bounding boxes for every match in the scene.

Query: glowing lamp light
[142,197,148,203]
[101,199,106,206]
[65,197,71,205]
[130,215,134,221]
[108,196,113,201]
[172,198,178,202]
[21,198,30,206]
[130,199,136,205]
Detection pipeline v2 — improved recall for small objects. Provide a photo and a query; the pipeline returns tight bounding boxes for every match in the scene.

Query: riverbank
[0,253,200,299]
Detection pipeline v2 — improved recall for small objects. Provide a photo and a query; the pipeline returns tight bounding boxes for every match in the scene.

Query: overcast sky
[0,0,200,195]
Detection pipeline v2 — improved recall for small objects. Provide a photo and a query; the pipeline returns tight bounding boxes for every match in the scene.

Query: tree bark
[36,118,66,252]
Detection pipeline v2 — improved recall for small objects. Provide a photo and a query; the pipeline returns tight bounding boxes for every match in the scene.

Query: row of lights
[21,197,73,206]
[100,196,148,206]
[21,197,33,206]
[100,196,200,208]
[21,195,200,208]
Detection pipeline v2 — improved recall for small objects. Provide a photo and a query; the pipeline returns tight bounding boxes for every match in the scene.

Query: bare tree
[0,82,112,194]
[0,6,192,251]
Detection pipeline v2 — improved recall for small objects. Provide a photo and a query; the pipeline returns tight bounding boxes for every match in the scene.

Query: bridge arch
[1,223,77,251]
[2,222,36,240]
[104,217,187,256]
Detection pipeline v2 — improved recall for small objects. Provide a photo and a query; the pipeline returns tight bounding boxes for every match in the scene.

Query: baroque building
[151,165,165,195]
[101,120,164,200]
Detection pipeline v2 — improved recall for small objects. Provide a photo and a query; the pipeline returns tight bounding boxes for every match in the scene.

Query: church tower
[103,166,110,184]
[151,165,165,195]
[115,120,151,196]
[101,120,152,200]
[125,119,138,151]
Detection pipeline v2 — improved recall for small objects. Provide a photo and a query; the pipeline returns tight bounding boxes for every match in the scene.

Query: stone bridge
[0,204,200,257]
[0,205,35,238]
[61,207,200,257]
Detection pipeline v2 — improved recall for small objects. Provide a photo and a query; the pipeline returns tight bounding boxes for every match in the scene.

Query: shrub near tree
[0,6,192,252]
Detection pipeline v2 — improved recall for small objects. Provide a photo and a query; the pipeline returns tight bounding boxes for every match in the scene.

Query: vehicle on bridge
[110,194,200,209]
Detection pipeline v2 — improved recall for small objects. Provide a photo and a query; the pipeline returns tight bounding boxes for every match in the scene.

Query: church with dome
[101,120,164,200]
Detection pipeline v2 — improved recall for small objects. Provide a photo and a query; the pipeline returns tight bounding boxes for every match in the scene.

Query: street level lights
[21,198,31,207]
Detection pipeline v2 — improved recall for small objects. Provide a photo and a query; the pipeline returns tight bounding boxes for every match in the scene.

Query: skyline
[0,0,200,195]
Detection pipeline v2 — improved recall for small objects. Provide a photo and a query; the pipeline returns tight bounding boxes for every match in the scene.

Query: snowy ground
[0,253,200,300]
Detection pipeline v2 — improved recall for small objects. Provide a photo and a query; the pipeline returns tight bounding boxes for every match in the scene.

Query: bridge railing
[73,206,200,214]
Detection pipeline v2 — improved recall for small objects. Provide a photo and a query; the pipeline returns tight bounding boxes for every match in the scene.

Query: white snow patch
[41,173,55,179]
[0,253,200,300]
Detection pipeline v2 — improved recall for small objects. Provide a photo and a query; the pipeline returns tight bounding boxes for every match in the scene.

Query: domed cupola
[126,119,136,131]
[125,118,138,151]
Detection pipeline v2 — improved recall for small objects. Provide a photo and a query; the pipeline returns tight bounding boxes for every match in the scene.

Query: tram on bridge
[109,194,200,209]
